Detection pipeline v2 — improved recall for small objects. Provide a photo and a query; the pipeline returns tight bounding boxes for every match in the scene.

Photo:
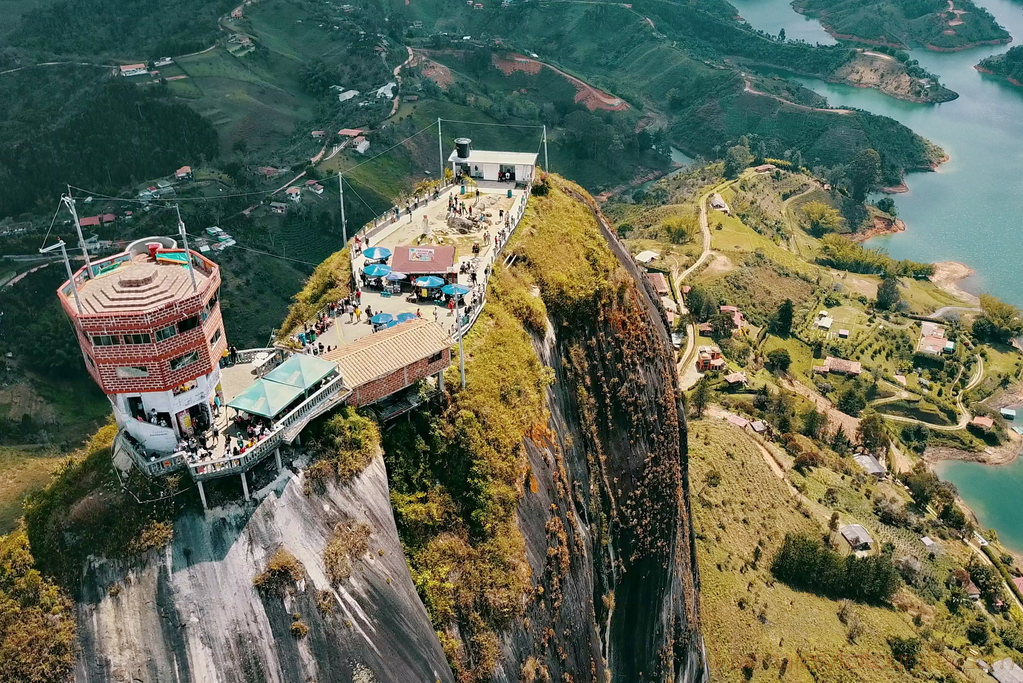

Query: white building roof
[635,250,660,263]
[839,524,873,548]
[853,454,885,476]
[992,658,1023,683]
[448,149,538,166]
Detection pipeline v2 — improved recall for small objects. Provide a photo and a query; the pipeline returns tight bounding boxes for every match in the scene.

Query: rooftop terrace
[62,247,216,316]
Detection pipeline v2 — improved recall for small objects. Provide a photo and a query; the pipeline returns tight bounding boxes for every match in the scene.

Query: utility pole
[175,205,199,293]
[542,125,549,173]
[457,294,465,389]
[437,118,445,179]
[338,173,348,244]
[40,240,82,314]
[63,188,92,278]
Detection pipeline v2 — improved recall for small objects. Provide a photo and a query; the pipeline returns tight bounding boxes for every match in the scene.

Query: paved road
[930,305,981,318]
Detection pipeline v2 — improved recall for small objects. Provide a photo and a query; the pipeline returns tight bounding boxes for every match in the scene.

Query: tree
[691,377,711,418]
[686,286,717,322]
[802,408,828,440]
[939,502,969,531]
[966,619,990,646]
[801,201,844,237]
[723,144,754,179]
[766,348,792,372]
[662,214,699,244]
[837,387,866,416]
[888,636,921,670]
[778,27,786,41]
[857,410,889,453]
[875,196,897,216]
[849,148,882,200]
[772,299,794,335]
[875,276,901,311]
[831,425,852,453]
[978,293,1023,342]
[0,530,78,683]
[711,311,735,339]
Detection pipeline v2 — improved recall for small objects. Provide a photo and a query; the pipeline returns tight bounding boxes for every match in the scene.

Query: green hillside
[794,0,1011,50]
[978,46,1023,85]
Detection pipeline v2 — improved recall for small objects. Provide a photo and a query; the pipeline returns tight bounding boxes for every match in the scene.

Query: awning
[227,379,304,419]
[262,354,338,392]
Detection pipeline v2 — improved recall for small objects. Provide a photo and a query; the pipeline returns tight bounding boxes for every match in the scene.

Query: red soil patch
[416,56,454,88]
[491,53,629,111]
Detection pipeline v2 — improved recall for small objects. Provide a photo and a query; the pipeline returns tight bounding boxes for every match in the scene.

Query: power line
[184,233,321,267]
[439,118,545,129]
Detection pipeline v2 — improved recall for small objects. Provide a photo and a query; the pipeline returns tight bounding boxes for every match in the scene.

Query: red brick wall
[60,267,228,394]
[349,348,450,406]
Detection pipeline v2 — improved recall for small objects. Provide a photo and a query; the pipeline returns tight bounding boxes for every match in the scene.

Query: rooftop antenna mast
[175,205,199,293]
[40,240,83,314]
[62,187,93,279]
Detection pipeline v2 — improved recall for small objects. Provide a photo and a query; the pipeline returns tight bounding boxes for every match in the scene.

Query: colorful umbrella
[414,276,445,288]
[441,283,471,297]
[396,312,417,323]
[363,263,392,278]
[384,271,407,281]
[370,313,394,325]
[362,247,391,261]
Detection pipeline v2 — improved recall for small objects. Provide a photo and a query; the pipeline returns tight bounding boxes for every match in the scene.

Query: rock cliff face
[72,180,705,683]
[75,456,453,683]
[483,186,706,682]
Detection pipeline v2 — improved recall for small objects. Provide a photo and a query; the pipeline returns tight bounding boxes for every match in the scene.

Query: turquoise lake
[726,0,1023,550]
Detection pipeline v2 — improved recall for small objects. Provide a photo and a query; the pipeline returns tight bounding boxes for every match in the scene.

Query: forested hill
[793,0,1011,50]
[408,0,945,185]
[977,45,1023,84]
[10,0,235,58]
[0,80,218,217]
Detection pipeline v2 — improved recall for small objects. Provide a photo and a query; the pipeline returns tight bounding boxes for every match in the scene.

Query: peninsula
[792,0,1012,51]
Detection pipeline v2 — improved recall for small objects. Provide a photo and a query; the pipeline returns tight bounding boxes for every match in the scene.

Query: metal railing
[185,373,349,481]
[115,429,187,476]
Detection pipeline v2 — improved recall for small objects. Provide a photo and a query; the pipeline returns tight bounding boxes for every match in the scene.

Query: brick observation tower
[57,237,228,456]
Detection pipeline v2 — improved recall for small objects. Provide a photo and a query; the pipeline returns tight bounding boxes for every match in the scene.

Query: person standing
[347,302,354,323]
[355,306,362,322]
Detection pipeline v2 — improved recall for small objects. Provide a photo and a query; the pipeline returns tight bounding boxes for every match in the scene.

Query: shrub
[323,521,371,585]
[253,549,304,593]
[314,408,381,483]
[290,621,309,638]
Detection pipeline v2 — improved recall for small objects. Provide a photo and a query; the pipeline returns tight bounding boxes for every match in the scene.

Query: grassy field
[0,446,67,534]
[689,418,994,682]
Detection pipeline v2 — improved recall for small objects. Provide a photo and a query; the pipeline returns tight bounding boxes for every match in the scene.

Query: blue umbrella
[363,263,392,278]
[414,276,445,288]
[442,283,471,297]
[384,271,407,281]
[384,320,398,329]
[396,312,417,323]
[370,313,394,325]
[363,247,391,261]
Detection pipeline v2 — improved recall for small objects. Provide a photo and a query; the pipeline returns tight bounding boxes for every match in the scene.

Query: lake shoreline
[975,64,1023,87]
[929,260,981,305]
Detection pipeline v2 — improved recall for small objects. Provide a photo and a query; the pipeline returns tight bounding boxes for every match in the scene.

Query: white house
[375,82,397,98]
[119,63,148,77]
[353,136,370,154]
[286,187,301,203]
[448,137,537,183]
[337,89,360,103]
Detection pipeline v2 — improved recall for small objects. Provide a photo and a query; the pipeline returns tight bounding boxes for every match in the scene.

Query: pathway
[742,75,855,115]
[387,46,415,119]
[879,354,984,431]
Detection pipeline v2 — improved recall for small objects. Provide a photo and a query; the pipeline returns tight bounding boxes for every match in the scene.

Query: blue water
[727,0,1023,550]
[934,458,1023,552]
[730,0,1023,303]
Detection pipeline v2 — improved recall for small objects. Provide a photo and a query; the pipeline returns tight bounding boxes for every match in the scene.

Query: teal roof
[227,379,304,419]
[263,354,338,391]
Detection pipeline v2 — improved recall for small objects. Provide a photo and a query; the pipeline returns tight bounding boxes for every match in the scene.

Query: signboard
[408,247,435,262]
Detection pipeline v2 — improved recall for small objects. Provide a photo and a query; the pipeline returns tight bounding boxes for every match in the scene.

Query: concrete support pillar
[275,447,282,472]
[294,433,301,446]
[241,472,250,502]
[197,481,208,510]
[438,370,444,393]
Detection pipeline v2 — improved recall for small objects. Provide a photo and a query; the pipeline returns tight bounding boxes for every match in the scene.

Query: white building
[354,136,370,154]
[448,137,537,183]
[119,63,148,77]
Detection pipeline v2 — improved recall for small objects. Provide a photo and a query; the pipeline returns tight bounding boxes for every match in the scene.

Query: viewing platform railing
[186,374,349,481]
